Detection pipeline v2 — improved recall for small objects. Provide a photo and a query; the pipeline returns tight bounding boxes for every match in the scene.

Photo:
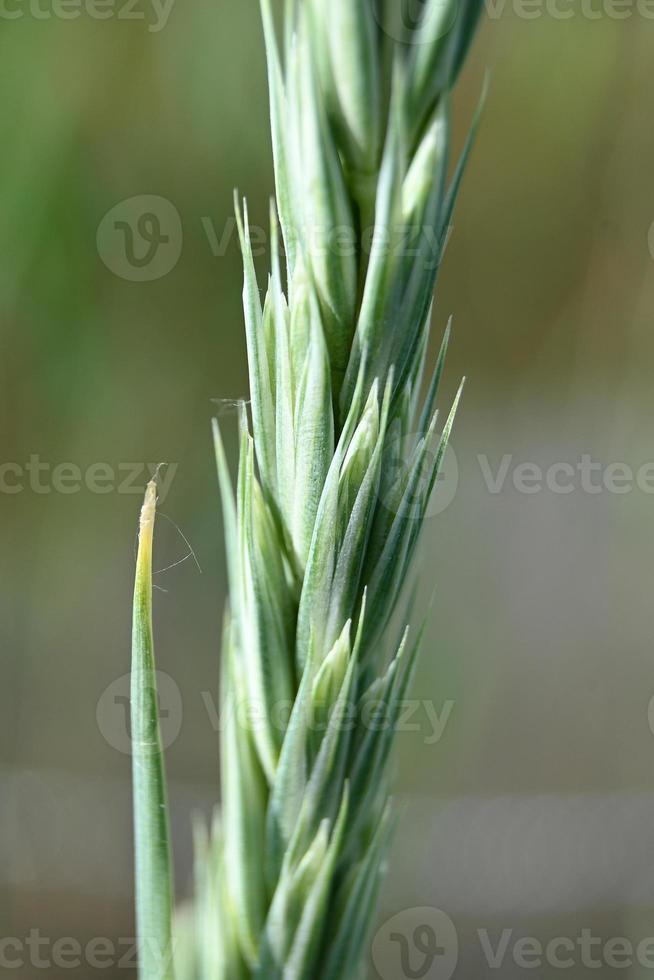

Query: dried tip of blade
[137,482,159,582]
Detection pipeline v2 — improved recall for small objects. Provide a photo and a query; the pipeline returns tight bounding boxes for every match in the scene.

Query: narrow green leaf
[311,619,351,721]
[407,0,484,138]
[188,801,247,980]
[295,357,368,672]
[294,11,357,394]
[403,101,449,226]
[405,0,458,135]
[321,804,395,980]
[212,417,238,595]
[429,377,464,506]
[417,317,452,438]
[292,292,334,567]
[221,629,268,969]
[347,624,424,844]
[308,0,381,175]
[363,398,448,651]
[266,633,316,886]
[435,0,486,97]
[271,272,296,528]
[294,631,360,845]
[325,379,392,651]
[438,79,488,258]
[284,789,350,979]
[131,480,175,980]
[234,195,277,496]
[340,76,405,420]
[260,0,299,275]
[256,820,329,980]
[236,424,293,781]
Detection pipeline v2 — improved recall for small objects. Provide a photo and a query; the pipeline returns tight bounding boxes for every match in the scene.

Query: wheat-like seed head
[131,2,484,978]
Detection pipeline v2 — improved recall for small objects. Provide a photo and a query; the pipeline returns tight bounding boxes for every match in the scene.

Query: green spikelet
[130,2,485,977]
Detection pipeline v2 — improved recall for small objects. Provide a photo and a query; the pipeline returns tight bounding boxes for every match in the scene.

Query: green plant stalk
[129,1,486,977]
[206,2,484,976]
[131,480,175,980]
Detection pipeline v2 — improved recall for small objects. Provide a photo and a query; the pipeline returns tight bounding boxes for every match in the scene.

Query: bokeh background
[2,2,654,977]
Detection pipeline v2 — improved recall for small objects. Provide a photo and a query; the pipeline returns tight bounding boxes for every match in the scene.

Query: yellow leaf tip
[140,480,158,536]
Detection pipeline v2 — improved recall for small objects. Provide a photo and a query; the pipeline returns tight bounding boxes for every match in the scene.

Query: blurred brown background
[1,2,654,977]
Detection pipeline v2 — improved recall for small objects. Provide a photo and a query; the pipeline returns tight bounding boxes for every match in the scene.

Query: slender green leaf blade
[131,480,175,980]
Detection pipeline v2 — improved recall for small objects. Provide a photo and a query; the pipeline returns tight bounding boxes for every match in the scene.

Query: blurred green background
[2,3,654,977]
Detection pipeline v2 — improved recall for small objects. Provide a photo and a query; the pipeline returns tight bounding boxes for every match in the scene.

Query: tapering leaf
[260,0,299,275]
[308,0,381,175]
[321,805,395,980]
[295,360,368,672]
[284,790,349,979]
[131,481,175,980]
[234,196,276,495]
[236,423,295,781]
[291,292,334,567]
[407,0,485,138]
[221,627,268,969]
[294,11,357,394]
[340,75,405,419]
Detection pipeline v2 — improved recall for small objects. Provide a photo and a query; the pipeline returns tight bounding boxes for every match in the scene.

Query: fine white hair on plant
[131,1,485,978]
